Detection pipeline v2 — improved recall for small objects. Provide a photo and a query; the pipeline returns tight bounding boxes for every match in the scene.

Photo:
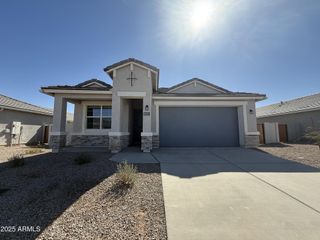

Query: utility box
[11,121,21,135]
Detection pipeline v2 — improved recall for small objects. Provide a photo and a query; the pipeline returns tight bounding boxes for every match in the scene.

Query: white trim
[153,96,266,101]
[167,79,227,94]
[70,132,110,136]
[147,69,151,78]
[106,62,158,75]
[41,89,112,95]
[117,91,146,97]
[246,131,260,136]
[141,132,153,137]
[82,81,107,88]
[154,100,247,107]
[130,63,133,71]
[243,102,248,133]
[109,132,130,136]
[82,101,112,134]
[113,69,117,78]
[49,132,66,136]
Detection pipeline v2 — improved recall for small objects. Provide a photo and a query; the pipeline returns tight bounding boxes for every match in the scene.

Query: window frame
[86,105,112,130]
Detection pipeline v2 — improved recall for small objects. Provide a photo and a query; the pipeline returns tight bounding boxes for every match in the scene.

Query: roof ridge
[104,58,159,72]
[166,78,232,93]
[0,94,52,113]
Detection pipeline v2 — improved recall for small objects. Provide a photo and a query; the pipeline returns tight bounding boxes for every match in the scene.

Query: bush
[301,127,320,146]
[115,161,138,188]
[8,154,25,168]
[74,154,92,165]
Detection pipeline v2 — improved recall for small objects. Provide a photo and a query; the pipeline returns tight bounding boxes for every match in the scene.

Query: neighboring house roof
[103,58,159,72]
[0,94,52,116]
[257,93,320,118]
[41,79,112,91]
[165,78,232,93]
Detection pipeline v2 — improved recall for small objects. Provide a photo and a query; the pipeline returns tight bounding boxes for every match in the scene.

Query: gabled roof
[166,78,231,93]
[41,79,112,91]
[0,94,52,116]
[75,79,112,88]
[103,58,159,73]
[257,93,320,118]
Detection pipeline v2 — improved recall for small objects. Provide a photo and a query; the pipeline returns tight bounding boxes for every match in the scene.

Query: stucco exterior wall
[0,109,52,145]
[257,110,320,141]
[170,82,221,94]
[247,100,258,132]
[111,64,153,134]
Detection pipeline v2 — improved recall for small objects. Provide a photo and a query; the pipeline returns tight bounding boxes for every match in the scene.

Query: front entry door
[132,109,142,145]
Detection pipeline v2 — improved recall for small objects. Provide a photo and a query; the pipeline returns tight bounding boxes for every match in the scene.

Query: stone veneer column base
[141,136,153,152]
[70,135,109,147]
[152,135,159,149]
[109,134,129,153]
[50,134,66,153]
[244,135,259,148]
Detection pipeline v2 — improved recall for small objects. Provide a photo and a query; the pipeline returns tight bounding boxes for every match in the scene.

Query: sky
[0,0,320,111]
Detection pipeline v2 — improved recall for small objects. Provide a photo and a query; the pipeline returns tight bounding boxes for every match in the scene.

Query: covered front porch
[46,91,157,153]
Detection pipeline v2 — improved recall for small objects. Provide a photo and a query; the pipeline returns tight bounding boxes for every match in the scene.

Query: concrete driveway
[152,148,320,240]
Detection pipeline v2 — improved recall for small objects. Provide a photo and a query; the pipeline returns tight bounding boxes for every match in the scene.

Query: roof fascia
[167,79,227,94]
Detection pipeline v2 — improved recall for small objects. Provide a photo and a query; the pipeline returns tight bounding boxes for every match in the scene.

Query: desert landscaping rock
[0,146,167,240]
[259,143,320,169]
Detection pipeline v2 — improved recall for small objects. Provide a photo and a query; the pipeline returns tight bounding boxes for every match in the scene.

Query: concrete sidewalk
[153,148,320,240]
[109,147,158,163]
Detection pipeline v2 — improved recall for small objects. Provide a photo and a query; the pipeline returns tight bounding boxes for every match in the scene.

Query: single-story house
[0,94,53,146]
[41,58,266,153]
[257,93,320,142]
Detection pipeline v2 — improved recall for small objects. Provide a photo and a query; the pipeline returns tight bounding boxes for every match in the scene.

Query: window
[86,106,112,129]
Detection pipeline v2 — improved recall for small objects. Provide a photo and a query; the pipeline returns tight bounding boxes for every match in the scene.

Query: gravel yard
[0,146,167,240]
[258,143,320,169]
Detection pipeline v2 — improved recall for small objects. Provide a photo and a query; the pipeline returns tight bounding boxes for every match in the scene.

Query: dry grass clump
[8,154,24,168]
[115,161,138,188]
[25,148,44,155]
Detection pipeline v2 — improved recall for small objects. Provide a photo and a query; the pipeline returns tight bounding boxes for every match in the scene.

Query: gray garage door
[159,107,239,147]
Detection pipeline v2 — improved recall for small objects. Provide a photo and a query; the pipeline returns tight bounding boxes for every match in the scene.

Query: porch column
[72,102,83,133]
[50,95,67,152]
[141,94,153,152]
[109,95,129,153]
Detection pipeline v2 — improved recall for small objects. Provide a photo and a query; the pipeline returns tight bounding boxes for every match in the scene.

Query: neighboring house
[0,94,53,146]
[257,93,320,142]
[41,58,266,153]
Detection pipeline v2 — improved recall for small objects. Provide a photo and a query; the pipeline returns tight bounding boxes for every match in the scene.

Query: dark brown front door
[278,124,288,142]
[132,109,142,146]
[43,125,49,143]
[257,124,265,144]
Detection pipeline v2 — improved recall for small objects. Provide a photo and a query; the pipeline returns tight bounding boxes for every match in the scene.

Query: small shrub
[74,154,92,165]
[8,154,25,168]
[115,161,138,188]
[24,149,43,155]
[301,127,320,148]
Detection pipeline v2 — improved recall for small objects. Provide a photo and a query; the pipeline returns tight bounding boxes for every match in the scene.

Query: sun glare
[189,1,214,32]
[161,0,230,49]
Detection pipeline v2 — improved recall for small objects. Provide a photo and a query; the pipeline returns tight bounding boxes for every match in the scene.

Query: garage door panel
[159,107,239,147]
